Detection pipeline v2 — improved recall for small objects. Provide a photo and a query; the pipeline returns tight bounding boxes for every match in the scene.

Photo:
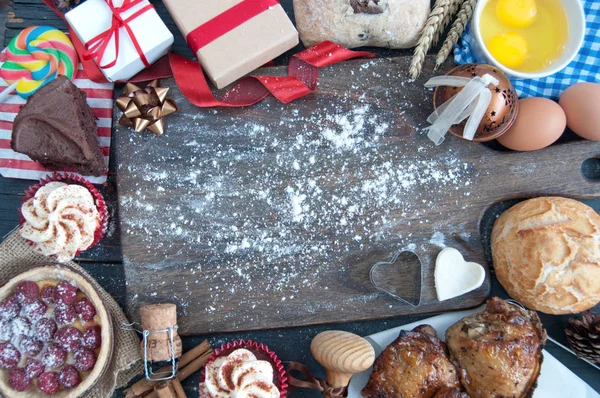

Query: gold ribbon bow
[116,80,177,135]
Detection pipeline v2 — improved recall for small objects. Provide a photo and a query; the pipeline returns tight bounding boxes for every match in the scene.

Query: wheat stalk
[435,0,465,46]
[436,0,477,68]
[409,0,464,79]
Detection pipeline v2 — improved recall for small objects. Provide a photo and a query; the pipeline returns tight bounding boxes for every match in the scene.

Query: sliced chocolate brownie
[11,76,106,177]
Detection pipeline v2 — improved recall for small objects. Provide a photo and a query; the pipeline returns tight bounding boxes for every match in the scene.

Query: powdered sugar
[321,106,368,150]
[0,342,20,368]
[11,317,32,338]
[286,187,308,222]
[429,231,446,248]
[0,319,11,341]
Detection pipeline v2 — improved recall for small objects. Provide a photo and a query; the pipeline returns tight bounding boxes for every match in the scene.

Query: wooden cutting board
[115,56,599,335]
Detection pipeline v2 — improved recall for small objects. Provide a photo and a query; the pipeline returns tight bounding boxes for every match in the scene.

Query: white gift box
[66,0,174,82]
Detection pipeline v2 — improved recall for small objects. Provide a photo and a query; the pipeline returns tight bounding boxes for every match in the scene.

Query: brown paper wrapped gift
[163,0,299,89]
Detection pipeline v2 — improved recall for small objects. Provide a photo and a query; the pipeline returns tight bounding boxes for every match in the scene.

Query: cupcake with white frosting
[19,173,108,262]
[200,340,287,398]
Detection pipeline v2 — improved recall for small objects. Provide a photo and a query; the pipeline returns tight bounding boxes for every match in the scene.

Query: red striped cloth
[0,66,114,184]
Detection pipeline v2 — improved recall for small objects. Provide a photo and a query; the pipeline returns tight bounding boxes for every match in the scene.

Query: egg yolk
[487,33,528,69]
[496,0,538,28]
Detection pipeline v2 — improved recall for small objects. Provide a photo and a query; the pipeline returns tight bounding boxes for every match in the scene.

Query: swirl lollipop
[0,26,78,101]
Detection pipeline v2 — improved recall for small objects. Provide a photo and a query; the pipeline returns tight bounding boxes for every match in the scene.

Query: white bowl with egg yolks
[470,0,585,79]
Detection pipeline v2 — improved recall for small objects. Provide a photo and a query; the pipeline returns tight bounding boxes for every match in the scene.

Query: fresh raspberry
[81,326,102,350]
[54,305,77,325]
[58,365,81,389]
[25,358,45,380]
[40,286,56,305]
[38,372,60,395]
[35,318,58,342]
[55,282,78,306]
[56,326,82,353]
[74,298,96,322]
[74,348,96,372]
[8,368,30,391]
[0,342,21,369]
[11,316,32,337]
[23,300,47,322]
[0,296,21,319]
[19,336,43,357]
[41,344,66,368]
[14,281,39,305]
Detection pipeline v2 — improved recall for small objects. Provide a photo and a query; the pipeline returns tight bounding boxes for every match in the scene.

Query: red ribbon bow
[83,0,154,70]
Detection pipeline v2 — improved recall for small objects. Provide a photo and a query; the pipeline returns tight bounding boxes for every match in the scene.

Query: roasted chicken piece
[445,297,547,398]
[434,387,469,398]
[361,325,461,398]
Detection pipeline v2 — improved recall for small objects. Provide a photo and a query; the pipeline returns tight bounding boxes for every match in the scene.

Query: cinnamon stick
[179,340,212,368]
[154,381,177,398]
[126,340,213,398]
[126,388,156,398]
[176,350,213,381]
[171,378,187,398]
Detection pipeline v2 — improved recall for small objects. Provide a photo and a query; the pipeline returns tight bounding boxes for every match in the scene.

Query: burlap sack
[0,231,143,398]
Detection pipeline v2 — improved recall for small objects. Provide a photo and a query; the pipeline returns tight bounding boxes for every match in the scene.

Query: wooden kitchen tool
[115,55,599,335]
[311,331,375,389]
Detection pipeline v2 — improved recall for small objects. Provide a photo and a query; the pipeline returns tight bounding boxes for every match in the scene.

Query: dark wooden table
[1,1,598,396]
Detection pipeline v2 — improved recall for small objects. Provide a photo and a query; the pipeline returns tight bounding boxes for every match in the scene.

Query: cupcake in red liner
[19,173,108,263]
[200,340,288,398]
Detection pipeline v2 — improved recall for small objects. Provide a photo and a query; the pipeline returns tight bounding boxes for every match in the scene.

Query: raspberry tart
[0,267,112,397]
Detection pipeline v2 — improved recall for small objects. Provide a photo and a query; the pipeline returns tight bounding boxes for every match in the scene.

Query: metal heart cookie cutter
[370,250,423,307]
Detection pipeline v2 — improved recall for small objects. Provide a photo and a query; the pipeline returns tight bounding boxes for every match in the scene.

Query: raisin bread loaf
[293,0,430,49]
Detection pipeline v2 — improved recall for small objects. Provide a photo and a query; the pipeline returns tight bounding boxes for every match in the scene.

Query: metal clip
[122,322,180,381]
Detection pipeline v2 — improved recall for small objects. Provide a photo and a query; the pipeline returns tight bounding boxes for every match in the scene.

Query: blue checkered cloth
[454,0,600,99]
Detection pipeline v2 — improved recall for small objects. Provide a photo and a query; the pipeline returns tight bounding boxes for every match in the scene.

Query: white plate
[348,306,600,398]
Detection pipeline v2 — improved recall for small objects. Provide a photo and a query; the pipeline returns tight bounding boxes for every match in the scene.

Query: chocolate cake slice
[11,75,106,176]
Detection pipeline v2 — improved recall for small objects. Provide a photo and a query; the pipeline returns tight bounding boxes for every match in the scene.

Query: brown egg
[496,98,566,151]
[559,82,600,141]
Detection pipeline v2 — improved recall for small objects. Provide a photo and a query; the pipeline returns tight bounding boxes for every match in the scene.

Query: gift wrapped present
[65,0,174,82]
[163,0,299,89]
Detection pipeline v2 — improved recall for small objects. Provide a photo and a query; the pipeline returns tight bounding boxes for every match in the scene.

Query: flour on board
[119,91,476,324]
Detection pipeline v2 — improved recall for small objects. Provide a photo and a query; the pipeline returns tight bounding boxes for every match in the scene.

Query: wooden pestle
[311,331,375,389]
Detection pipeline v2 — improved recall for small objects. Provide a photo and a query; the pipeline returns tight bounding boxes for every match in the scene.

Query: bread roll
[292,0,429,49]
[491,197,600,314]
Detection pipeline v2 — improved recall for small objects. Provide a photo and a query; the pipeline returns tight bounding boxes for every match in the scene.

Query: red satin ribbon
[83,0,154,69]
[187,0,280,54]
[169,41,376,107]
[43,2,376,107]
